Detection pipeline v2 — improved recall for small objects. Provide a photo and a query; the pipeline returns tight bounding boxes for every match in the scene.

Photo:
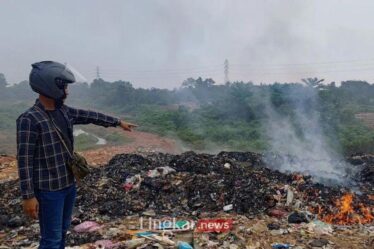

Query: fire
[318,193,373,225]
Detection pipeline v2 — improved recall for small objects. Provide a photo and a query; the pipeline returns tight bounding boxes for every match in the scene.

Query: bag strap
[33,104,74,159]
[47,113,74,159]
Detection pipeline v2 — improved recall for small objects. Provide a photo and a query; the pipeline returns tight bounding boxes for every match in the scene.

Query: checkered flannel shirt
[16,99,120,199]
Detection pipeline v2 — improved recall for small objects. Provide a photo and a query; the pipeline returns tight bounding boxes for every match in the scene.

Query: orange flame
[318,193,373,225]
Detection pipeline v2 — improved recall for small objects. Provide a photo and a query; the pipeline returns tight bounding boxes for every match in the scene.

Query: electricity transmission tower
[96,66,101,79]
[224,59,229,84]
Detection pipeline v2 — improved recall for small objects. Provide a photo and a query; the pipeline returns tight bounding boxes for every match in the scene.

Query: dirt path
[80,130,182,166]
[356,112,374,129]
[0,131,181,182]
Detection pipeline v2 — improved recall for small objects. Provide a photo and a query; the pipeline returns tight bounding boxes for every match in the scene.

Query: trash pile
[0,151,373,248]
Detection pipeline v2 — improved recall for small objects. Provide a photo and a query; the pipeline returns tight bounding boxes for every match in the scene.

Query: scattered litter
[177,241,193,249]
[251,220,267,233]
[73,221,103,233]
[270,228,288,236]
[288,212,309,224]
[309,238,329,247]
[123,174,142,192]
[0,151,372,248]
[94,239,120,249]
[267,223,281,230]
[272,243,291,249]
[306,220,334,235]
[122,238,146,249]
[147,166,176,178]
[286,187,294,206]
[268,208,288,218]
[223,204,233,211]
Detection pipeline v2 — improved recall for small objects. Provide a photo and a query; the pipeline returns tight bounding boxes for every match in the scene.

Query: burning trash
[317,193,374,225]
[0,151,373,248]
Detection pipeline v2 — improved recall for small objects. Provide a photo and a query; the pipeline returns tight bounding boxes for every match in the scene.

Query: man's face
[62,85,68,102]
[56,79,69,100]
[64,85,68,97]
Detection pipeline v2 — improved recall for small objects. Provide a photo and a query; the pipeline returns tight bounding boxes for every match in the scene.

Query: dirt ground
[0,155,17,183]
[1,132,372,249]
[80,130,182,166]
[0,130,181,182]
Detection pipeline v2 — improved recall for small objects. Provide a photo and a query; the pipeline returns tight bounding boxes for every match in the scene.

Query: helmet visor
[63,63,87,84]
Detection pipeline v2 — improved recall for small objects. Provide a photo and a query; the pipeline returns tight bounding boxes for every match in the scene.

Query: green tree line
[0,73,373,155]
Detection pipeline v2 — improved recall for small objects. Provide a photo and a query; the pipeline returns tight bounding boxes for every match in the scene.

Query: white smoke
[263,84,350,185]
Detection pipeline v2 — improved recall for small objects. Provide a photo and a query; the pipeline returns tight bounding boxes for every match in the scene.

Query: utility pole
[96,66,101,79]
[224,59,229,84]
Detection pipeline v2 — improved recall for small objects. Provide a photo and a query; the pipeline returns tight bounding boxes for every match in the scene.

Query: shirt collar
[34,99,64,111]
[34,99,46,111]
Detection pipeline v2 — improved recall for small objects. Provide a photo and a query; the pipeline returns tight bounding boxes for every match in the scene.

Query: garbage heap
[1,151,373,223]
[0,151,373,248]
[78,151,373,220]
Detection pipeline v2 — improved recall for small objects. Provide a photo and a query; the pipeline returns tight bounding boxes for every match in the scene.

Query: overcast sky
[1,0,374,88]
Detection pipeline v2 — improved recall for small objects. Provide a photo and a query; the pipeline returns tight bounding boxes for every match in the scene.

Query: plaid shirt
[16,99,120,199]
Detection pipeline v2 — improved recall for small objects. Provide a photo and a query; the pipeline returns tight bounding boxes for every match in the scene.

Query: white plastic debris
[223,204,233,211]
[148,166,176,178]
[286,188,294,206]
[224,163,231,169]
[306,220,334,235]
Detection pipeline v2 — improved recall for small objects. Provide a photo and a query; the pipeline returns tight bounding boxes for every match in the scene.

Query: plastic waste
[94,240,120,249]
[286,188,294,206]
[267,223,280,230]
[272,243,291,249]
[223,204,233,211]
[122,238,146,249]
[177,241,194,249]
[73,221,103,233]
[309,238,329,247]
[147,166,176,178]
[288,211,309,224]
[268,208,288,218]
[270,228,288,235]
[251,221,267,233]
[123,174,142,192]
[306,220,333,234]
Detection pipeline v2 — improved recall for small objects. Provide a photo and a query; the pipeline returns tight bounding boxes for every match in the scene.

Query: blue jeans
[35,183,76,249]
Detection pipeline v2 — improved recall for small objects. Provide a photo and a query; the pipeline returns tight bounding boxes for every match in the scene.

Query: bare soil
[0,130,181,182]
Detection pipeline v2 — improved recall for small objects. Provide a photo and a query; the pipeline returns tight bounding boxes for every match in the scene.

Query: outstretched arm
[65,106,138,130]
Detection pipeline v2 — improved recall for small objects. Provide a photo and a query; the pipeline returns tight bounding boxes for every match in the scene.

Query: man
[16,61,137,249]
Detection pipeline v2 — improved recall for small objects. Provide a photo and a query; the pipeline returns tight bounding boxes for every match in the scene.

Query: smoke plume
[263,84,351,185]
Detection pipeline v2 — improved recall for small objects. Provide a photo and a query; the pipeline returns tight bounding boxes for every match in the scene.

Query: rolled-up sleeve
[66,106,120,127]
[16,116,37,199]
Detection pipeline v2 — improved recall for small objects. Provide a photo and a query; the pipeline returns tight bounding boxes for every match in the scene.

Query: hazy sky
[1,0,374,88]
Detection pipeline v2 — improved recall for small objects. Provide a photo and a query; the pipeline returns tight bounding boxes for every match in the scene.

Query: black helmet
[29,61,76,100]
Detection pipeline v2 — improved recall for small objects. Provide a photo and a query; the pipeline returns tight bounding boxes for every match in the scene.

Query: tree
[181,78,196,88]
[181,77,215,89]
[0,73,7,88]
[301,77,324,88]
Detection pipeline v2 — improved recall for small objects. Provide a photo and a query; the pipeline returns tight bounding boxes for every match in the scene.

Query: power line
[97,64,222,74]
[89,59,374,76]
[86,59,374,83]
[231,58,374,67]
